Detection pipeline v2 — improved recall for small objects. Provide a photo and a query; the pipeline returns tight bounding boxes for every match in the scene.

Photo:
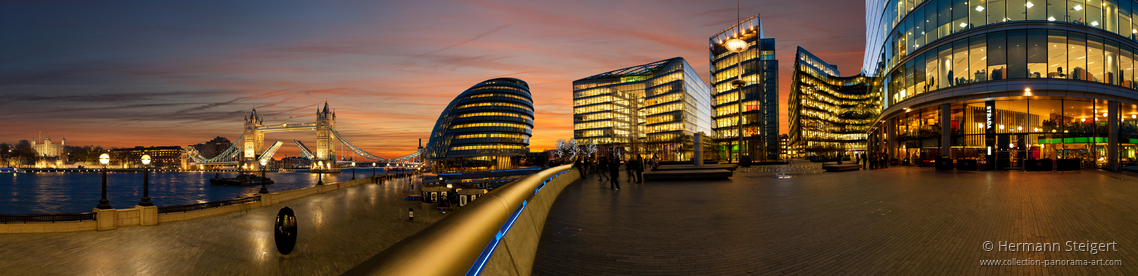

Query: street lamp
[96,153,112,209]
[351,161,356,180]
[372,162,377,184]
[259,159,269,194]
[138,154,153,206]
[316,161,324,185]
[725,37,749,164]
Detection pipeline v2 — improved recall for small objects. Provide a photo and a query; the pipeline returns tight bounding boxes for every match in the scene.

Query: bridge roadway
[0,175,436,276]
[534,160,1138,275]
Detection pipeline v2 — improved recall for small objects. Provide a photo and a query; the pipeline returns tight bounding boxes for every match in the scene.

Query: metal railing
[344,164,575,276]
[157,196,260,214]
[0,212,97,223]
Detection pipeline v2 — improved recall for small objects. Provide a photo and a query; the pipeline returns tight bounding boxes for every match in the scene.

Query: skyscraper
[572,57,712,161]
[789,47,881,158]
[709,14,779,162]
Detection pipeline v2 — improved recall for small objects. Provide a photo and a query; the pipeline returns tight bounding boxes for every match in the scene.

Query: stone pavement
[534,161,1138,275]
[0,175,438,276]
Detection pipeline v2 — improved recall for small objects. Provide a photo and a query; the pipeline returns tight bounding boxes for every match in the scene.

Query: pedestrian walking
[625,158,634,183]
[574,157,586,178]
[609,156,621,190]
[634,155,644,183]
[596,157,609,182]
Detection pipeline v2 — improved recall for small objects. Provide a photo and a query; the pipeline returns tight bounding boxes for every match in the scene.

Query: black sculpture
[275,206,298,255]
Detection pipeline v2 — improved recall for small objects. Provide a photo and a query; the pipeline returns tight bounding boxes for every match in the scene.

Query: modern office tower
[709,14,779,162]
[572,57,713,161]
[425,78,533,173]
[789,47,881,159]
[865,0,1138,170]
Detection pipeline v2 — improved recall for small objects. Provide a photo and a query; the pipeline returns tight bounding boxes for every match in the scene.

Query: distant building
[31,136,66,168]
[572,57,713,161]
[191,136,232,159]
[110,146,184,169]
[425,78,533,173]
[709,14,779,162]
[280,156,311,169]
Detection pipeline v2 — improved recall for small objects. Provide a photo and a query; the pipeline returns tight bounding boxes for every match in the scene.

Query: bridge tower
[243,109,265,169]
[314,102,338,172]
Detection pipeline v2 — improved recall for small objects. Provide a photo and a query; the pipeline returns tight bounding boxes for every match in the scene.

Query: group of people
[574,154,654,191]
[859,152,892,170]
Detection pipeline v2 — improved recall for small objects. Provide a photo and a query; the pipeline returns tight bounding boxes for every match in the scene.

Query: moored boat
[209,173,274,186]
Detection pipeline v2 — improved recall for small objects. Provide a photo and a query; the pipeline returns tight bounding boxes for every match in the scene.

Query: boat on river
[209,173,274,186]
[0,168,21,174]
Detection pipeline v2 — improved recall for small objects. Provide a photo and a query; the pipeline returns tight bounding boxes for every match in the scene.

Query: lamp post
[351,161,356,180]
[316,161,324,185]
[372,162,377,184]
[259,159,269,194]
[96,153,112,209]
[138,154,153,206]
[725,37,749,163]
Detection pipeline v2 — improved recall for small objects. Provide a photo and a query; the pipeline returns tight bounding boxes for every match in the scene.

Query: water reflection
[0,169,385,214]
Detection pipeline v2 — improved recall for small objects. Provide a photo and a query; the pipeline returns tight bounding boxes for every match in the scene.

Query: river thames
[0,168,393,215]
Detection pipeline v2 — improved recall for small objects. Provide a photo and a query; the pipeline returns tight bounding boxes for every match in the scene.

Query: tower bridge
[186,102,422,171]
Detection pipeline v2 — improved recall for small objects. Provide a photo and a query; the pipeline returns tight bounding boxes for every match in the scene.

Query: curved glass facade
[425,78,533,173]
[886,28,1138,106]
[790,48,882,156]
[866,0,1138,170]
[867,0,1138,75]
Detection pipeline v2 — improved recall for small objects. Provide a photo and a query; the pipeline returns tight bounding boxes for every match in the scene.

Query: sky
[0,0,865,159]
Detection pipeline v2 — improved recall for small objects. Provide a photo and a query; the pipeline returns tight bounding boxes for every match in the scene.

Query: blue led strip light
[466,170,568,276]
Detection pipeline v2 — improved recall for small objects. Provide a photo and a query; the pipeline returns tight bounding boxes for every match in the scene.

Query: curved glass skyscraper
[865,0,1138,170]
[425,78,533,173]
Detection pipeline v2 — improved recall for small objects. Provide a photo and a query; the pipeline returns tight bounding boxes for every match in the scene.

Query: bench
[822,164,861,172]
[643,169,732,181]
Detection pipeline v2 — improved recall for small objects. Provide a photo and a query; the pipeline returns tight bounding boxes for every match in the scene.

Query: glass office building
[425,78,533,173]
[789,47,882,158]
[572,57,713,161]
[865,0,1138,169]
[710,15,780,161]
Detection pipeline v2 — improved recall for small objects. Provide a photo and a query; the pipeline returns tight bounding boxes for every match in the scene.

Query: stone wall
[0,176,385,234]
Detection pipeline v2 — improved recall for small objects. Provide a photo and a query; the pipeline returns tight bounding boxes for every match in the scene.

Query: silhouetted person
[633,155,644,183]
[609,156,621,190]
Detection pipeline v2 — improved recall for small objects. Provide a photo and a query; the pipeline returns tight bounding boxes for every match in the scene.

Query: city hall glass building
[710,15,780,161]
[789,47,882,157]
[572,57,713,161]
[425,78,533,173]
[865,0,1138,169]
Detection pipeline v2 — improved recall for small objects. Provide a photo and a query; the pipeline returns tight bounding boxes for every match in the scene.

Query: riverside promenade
[534,161,1138,275]
[0,175,437,275]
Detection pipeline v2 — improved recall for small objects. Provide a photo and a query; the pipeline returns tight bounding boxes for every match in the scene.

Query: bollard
[274,207,298,255]
[408,208,414,221]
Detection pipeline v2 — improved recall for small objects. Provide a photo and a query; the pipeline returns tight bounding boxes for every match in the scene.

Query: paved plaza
[0,176,435,276]
[534,161,1138,275]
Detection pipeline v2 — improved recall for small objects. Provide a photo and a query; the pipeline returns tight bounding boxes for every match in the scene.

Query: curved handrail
[344,164,575,276]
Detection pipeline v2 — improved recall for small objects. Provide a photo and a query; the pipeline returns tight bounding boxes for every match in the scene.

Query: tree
[7,143,38,167]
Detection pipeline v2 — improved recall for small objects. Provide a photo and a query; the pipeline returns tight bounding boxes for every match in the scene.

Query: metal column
[1109,101,1119,172]
[941,103,951,158]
